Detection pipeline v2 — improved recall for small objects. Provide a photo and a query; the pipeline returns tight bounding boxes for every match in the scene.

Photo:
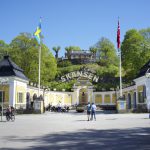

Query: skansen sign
[60,70,99,82]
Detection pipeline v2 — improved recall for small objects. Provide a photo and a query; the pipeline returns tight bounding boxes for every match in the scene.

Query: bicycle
[6,112,15,121]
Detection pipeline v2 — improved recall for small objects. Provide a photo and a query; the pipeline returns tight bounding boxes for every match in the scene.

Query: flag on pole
[117,20,120,49]
[34,18,42,44]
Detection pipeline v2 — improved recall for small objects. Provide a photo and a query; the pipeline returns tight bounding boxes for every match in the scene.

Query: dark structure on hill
[60,50,96,64]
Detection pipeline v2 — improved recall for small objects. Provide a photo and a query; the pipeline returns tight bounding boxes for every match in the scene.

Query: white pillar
[77,88,79,104]
[102,94,104,105]
[110,93,113,104]
[146,78,150,109]
[88,89,90,103]
[92,91,95,103]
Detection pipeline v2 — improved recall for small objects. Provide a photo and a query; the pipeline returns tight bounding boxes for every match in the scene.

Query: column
[110,93,113,104]
[102,93,104,105]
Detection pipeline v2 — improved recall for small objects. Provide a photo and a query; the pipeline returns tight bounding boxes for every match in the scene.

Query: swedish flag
[34,19,41,44]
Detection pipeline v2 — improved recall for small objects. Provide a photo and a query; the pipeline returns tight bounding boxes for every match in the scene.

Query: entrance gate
[79,88,88,104]
[72,77,94,105]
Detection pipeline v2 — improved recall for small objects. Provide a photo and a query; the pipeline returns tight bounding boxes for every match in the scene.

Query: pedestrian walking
[87,102,91,121]
[91,102,96,121]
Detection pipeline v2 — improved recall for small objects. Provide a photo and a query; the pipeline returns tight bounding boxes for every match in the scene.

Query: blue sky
[0,0,150,57]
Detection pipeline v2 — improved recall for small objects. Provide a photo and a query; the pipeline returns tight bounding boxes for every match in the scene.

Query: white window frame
[17,92,24,103]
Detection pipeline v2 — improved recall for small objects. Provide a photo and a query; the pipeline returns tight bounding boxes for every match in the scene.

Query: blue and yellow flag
[34,18,42,44]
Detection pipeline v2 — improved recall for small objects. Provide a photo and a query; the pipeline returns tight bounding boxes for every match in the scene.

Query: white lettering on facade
[65,73,72,80]
[61,76,66,82]
[76,71,82,77]
[88,73,94,80]
[83,71,88,78]
[71,72,76,78]
[93,75,99,82]
[60,69,100,83]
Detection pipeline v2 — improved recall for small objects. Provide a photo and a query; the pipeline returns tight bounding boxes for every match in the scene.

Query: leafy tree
[95,37,118,66]
[65,46,81,59]
[121,29,145,81]
[57,60,72,68]
[52,46,61,59]
[8,33,57,85]
[49,80,76,91]
[89,47,98,59]
[139,28,150,62]
[0,40,9,60]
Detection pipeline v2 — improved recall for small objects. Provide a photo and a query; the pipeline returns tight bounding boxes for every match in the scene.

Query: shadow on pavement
[1,127,150,150]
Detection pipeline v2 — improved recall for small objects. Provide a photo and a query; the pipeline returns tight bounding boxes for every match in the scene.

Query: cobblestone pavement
[0,111,150,150]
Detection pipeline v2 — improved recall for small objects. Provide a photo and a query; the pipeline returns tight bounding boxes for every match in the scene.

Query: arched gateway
[72,77,94,105]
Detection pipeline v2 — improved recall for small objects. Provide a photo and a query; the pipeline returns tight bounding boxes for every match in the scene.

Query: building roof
[137,60,150,78]
[0,55,28,80]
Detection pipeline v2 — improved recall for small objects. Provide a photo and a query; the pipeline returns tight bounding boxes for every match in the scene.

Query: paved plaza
[0,111,150,150]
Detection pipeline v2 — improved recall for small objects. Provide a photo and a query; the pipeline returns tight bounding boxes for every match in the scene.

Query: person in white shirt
[91,103,96,121]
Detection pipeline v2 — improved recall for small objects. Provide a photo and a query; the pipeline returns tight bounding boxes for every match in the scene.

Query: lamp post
[0,78,9,121]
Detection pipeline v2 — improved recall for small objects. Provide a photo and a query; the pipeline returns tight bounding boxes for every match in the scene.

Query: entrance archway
[79,88,88,104]
[128,93,132,109]
[133,92,136,109]
[26,92,30,109]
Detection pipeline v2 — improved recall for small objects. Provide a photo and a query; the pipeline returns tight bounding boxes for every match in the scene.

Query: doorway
[79,88,88,104]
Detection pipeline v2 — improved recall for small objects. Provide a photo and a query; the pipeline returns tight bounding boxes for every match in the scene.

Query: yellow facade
[104,94,110,103]
[112,94,116,104]
[137,85,144,92]
[64,94,71,104]
[95,94,102,104]
[0,85,9,104]
[15,85,26,104]
[55,94,63,104]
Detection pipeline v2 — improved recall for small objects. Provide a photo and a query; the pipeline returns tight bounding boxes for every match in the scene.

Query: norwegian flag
[117,20,120,49]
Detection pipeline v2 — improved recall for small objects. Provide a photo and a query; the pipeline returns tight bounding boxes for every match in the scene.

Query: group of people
[87,102,97,121]
[46,102,70,112]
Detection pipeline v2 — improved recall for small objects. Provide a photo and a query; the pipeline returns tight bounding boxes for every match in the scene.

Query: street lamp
[0,78,9,121]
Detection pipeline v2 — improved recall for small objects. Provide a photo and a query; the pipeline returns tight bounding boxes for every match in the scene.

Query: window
[128,93,131,109]
[138,92,144,103]
[17,92,23,103]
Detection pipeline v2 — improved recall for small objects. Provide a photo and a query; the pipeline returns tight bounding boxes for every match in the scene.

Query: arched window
[26,92,30,109]
[128,93,132,109]
[143,85,146,100]
[33,93,37,101]
[133,92,136,109]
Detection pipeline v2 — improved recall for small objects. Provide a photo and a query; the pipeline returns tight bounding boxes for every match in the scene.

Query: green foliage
[89,47,98,54]
[139,28,150,62]
[65,46,81,52]
[57,65,82,77]
[8,33,57,85]
[0,40,9,60]
[57,60,72,67]
[65,46,81,59]
[95,37,118,66]
[49,80,76,91]
[52,46,61,59]
[1,26,149,91]
[121,29,146,81]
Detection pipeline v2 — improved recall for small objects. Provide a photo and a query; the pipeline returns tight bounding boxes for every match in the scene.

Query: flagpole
[119,48,123,97]
[38,43,41,97]
[117,18,123,98]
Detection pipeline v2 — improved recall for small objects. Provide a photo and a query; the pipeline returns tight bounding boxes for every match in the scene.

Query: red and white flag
[117,20,120,49]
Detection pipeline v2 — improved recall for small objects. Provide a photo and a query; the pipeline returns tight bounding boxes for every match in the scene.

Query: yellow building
[0,56,150,113]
